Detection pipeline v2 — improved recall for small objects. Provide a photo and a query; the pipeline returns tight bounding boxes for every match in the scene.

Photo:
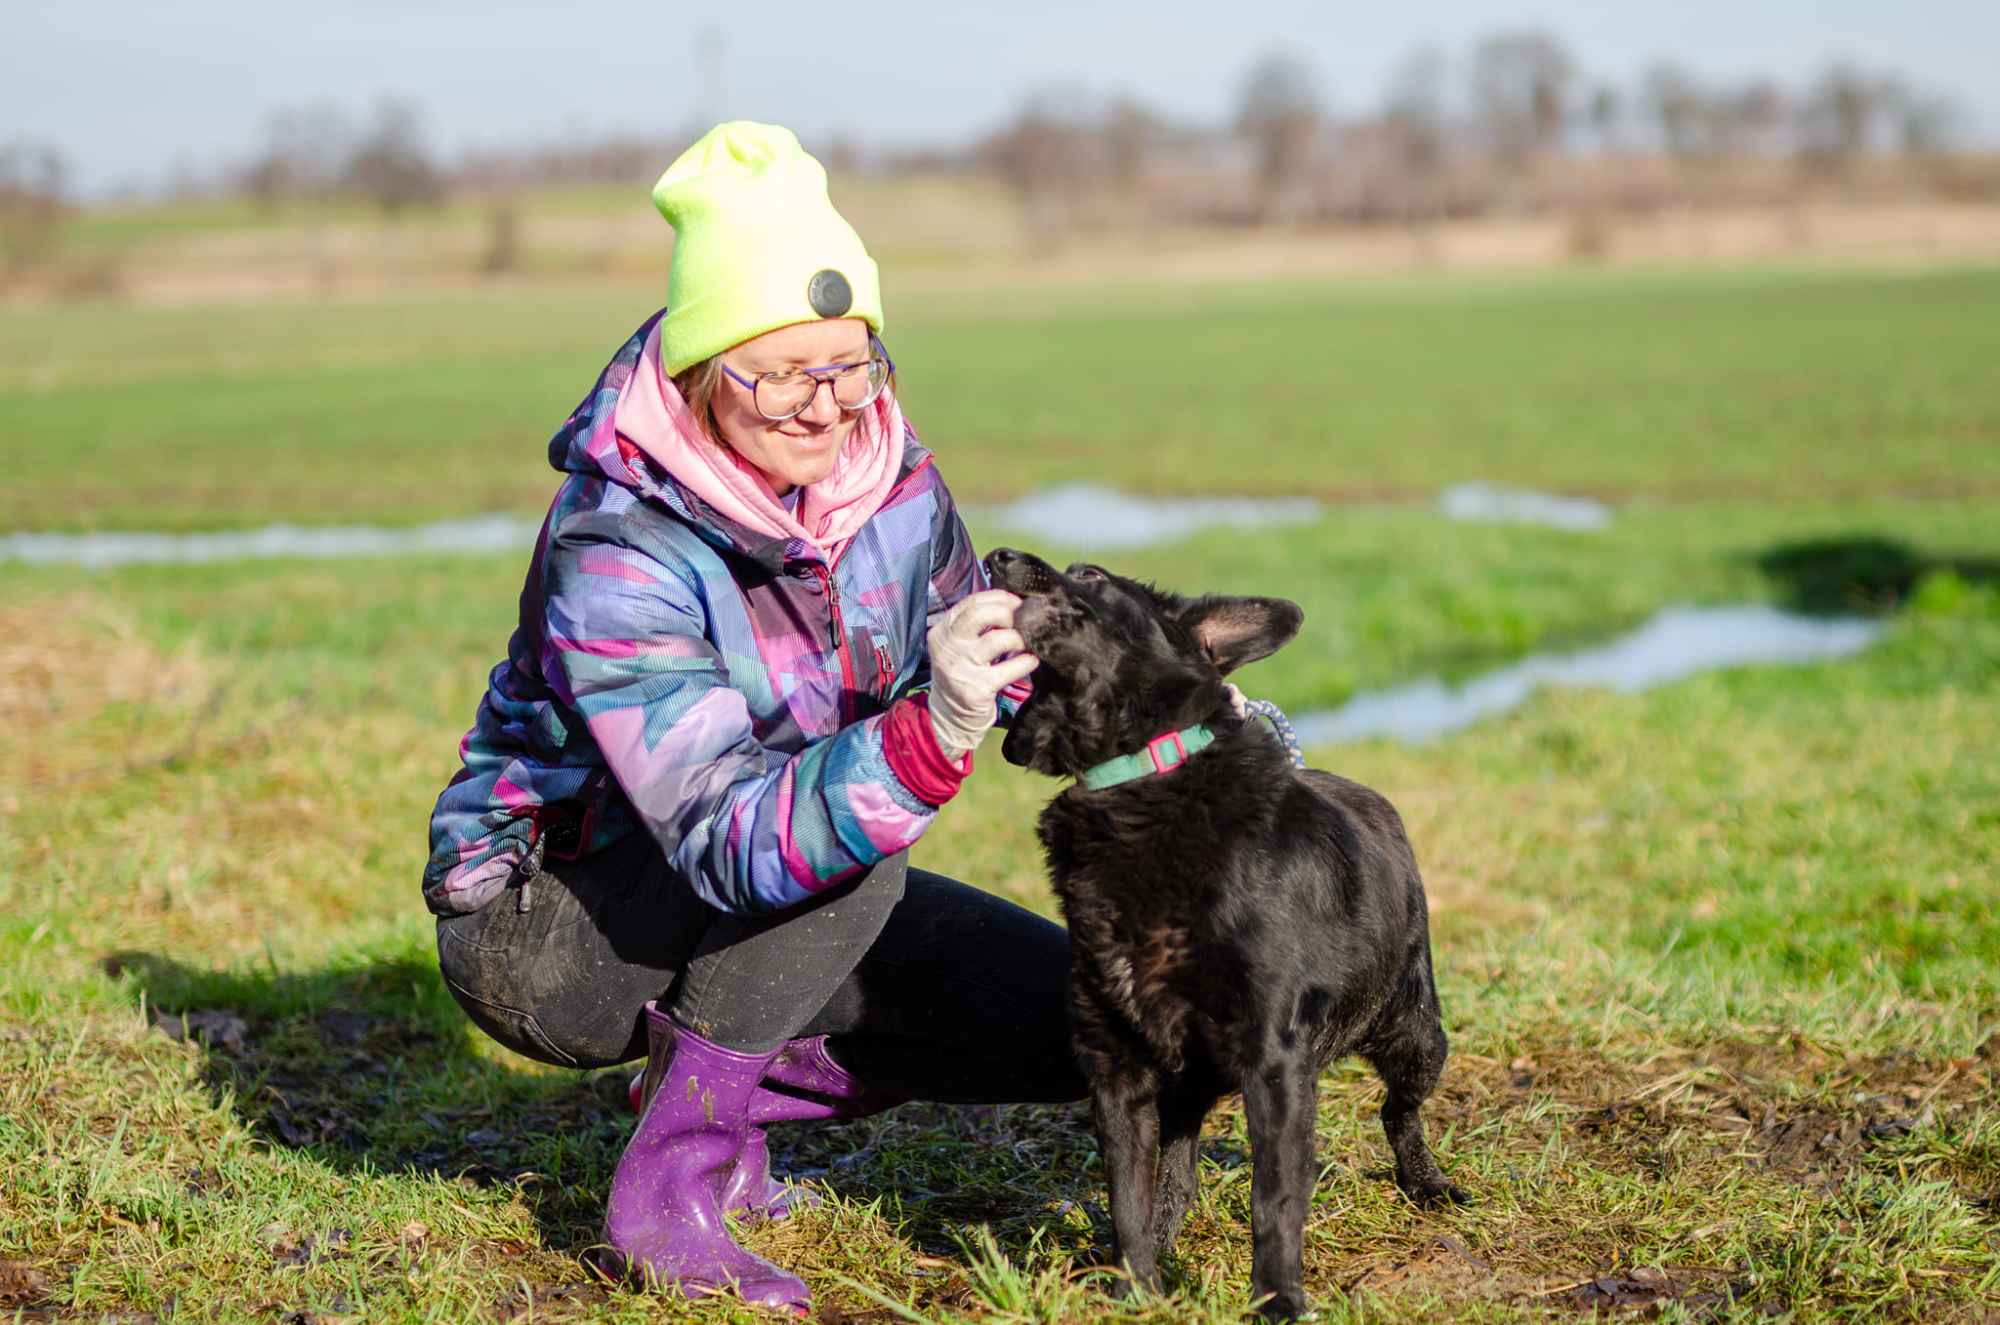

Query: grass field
[5,264,2000,531]
[1,262,1996,1322]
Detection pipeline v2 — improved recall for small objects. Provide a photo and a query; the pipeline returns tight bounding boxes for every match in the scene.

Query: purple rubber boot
[759,1035,908,1122]
[726,1035,910,1218]
[602,1004,809,1315]
[631,1033,908,1222]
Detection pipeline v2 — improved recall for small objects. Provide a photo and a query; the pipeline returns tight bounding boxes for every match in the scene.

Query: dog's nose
[983,548,1019,575]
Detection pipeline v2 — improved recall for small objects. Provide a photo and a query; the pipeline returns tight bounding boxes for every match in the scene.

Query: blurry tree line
[2,27,1995,292]
[236,99,446,214]
[976,35,1990,233]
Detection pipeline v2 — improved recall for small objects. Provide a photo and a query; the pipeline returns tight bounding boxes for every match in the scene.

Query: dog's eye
[1068,565,1106,584]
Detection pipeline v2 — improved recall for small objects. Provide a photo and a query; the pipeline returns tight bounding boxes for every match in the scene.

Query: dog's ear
[1179,596,1304,675]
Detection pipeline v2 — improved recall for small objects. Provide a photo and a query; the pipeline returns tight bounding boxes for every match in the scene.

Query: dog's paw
[1252,1288,1311,1321]
[1408,1179,1473,1209]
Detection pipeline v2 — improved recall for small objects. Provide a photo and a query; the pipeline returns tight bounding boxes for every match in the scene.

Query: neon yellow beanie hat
[651,122,883,376]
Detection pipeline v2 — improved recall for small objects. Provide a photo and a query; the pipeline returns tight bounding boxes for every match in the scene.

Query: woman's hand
[926,590,1038,758]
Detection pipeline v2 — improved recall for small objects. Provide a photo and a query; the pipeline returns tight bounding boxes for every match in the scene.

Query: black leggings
[435,831,1085,1105]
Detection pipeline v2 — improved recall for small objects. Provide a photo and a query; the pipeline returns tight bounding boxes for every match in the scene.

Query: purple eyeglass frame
[719,334,896,421]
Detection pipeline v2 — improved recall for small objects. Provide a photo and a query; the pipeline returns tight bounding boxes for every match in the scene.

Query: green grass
[1,266,1997,1321]
[2,263,1997,531]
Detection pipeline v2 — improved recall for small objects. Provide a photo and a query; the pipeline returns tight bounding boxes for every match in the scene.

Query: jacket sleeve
[540,528,960,915]
[917,471,1034,724]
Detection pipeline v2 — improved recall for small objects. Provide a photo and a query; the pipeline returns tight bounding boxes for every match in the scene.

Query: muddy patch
[1331,1038,1994,1320]
[1437,1039,1992,1196]
[1546,1266,1753,1316]
[0,1260,55,1311]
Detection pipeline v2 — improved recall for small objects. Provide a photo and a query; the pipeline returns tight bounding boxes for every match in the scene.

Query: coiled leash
[1242,698,1307,769]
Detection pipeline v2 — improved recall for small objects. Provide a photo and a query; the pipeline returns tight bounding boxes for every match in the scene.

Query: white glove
[926,590,1039,758]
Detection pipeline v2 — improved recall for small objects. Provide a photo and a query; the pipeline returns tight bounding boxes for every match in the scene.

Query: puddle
[4,481,1600,566]
[1291,604,1884,746]
[1439,481,1611,531]
[0,515,542,569]
[10,484,1324,566]
[980,483,1322,550]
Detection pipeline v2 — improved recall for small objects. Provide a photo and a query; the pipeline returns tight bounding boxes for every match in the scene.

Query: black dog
[984,547,1465,1320]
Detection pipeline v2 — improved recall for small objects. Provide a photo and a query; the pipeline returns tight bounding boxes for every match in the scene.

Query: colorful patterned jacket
[423,311,1006,917]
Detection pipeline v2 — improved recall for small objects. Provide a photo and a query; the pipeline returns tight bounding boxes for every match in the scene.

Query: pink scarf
[614,320,906,564]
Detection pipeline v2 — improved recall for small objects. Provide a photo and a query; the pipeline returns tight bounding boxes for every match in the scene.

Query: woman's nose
[799,378,843,426]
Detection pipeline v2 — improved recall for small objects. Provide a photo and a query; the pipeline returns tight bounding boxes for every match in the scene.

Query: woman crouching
[422,122,1082,1314]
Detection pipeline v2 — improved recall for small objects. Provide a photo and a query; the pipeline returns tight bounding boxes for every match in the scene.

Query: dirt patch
[0,1260,55,1309]
[153,1008,250,1053]
[1541,1266,1755,1318]
[1439,1037,1993,1195]
[1348,1234,1504,1297]
[1339,1230,1765,1320]
[485,1281,613,1322]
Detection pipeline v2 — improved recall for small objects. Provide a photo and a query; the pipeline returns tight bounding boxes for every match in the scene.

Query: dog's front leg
[1242,1057,1318,1321]
[1092,1080,1163,1296]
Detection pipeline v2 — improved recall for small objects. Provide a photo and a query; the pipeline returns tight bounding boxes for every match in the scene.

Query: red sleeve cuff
[881,693,973,807]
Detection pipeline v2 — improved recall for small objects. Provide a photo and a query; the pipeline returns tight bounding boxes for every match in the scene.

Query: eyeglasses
[719,336,896,422]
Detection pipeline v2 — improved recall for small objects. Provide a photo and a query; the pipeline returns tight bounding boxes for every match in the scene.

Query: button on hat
[807,269,853,318]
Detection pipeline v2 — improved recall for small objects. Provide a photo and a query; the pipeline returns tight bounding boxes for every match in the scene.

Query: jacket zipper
[815,451,936,720]
[874,642,895,698]
[812,562,859,725]
[775,452,935,725]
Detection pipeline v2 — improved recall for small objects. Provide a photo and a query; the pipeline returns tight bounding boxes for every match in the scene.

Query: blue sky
[13,1,1998,196]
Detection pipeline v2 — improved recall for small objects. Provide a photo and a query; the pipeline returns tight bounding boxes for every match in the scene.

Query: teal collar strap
[1077,723,1217,790]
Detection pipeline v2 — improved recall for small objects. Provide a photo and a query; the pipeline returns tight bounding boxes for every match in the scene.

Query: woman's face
[712,317,873,494]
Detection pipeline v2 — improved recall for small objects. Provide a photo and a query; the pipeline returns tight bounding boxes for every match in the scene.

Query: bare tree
[1367,46,1450,225]
[819,134,860,174]
[342,99,444,214]
[239,103,349,210]
[1585,83,1622,152]
[1641,62,1705,158]
[0,141,68,277]
[1713,80,1786,155]
[1795,62,1892,167]
[983,87,1098,242]
[1101,96,1163,187]
[1235,50,1324,221]
[480,198,521,275]
[1383,46,1449,170]
[1892,91,1957,156]
[1469,30,1576,161]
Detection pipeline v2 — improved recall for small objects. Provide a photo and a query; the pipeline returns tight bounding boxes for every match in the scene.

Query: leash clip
[1243,698,1308,769]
